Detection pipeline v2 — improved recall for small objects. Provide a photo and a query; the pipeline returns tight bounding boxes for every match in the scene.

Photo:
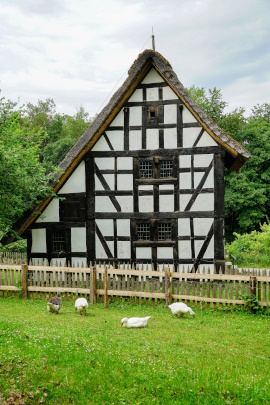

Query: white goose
[47,291,62,314]
[168,302,195,317]
[121,316,151,328]
[75,298,88,315]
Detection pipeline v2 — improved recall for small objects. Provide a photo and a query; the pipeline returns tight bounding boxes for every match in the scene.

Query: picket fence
[0,259,270,310]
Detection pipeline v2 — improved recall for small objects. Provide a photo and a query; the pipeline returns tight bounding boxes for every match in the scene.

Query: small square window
[158,223,172,240]
[139,160,153,178]
[160,160,173,178]
[137,223,150,240]
[52,231,66,252]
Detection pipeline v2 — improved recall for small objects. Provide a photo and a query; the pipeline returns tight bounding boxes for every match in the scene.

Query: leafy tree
[250,103,270,123]
[0,102,56,237]
[225,118,270,240]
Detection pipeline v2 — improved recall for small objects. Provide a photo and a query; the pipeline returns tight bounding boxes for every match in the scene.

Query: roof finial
[152,27,155,51]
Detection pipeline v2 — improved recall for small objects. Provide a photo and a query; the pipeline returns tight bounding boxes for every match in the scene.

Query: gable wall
[28,68,224,271]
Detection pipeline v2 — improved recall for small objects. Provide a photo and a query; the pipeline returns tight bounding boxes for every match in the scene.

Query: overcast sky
[0,0,269,118]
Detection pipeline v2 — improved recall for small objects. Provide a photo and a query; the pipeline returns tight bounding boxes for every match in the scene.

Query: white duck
[75,297,88,315]
[168,302,195,317]
[47,291,62,314]
[121,316,151,328]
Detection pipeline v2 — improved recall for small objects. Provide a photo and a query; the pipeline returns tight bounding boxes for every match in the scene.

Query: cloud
[0,0,269,117]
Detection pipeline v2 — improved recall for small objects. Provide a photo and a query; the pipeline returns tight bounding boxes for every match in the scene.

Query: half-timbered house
[3,50,251,271]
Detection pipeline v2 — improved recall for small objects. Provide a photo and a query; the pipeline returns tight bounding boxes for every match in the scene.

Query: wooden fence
[0,261,270,310]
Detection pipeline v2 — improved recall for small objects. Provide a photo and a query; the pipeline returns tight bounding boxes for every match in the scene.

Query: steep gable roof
[2,49,251,245]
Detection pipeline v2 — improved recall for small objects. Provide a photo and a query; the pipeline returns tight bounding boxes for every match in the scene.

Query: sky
[0,0,269,118]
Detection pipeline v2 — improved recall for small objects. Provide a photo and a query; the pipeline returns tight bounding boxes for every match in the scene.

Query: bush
[226,222,270,267]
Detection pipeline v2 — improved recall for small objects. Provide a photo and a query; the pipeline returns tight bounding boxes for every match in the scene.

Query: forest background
[0,86,269,265]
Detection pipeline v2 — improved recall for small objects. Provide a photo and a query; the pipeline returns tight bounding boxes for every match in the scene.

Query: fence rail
[0,261,270,310]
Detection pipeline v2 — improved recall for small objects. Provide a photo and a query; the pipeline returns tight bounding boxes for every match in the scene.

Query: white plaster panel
[182,106,197,123]
[128,89,143,102]
[117,241,131,259]
[194,168,214,189]
[95,196,117,212]
[136,247,152,260]
[95,157,114,170]
[197,132,217,147]
[178,241,192,259]
[180,194,192,211]
[31,258,48,265]
[58,161,86,194]
[129,130,142,150]
[179,155,191,168]
[163,86,178,100]
[139,195,153,212]
[164,128,177,149]
[146,87,159,101]
[164,104,177,124]
[139,185,153,191]
[178,218,191,236]
[194,154,213,167]
[129,107,142,126]
[92,135,111,152]
[106,131,124,151]
[117,174,133,190]
[183,127,202,148]
[195,240,204,257]
[180,172,191,189]
[193,218,213,236]
[51,258,66,267]
[159,184,174,190]
[95,237,114,259]
[110,109,124,126]
[96,219,113,237]
[117,157,133,170]
[146,128,159,149]
[157,247,173,260]
[204,236,214,258]
[36,198,59,222]
[72,257,87,268]
[31,229,47,253]
[159,195,174,212]
[117,219,130,237]
[116,196,134,212]
[191,193,214,211]
[194,172,204,189]
[141,68,164,84]
[71,228,86,252]
[95,174,114,190]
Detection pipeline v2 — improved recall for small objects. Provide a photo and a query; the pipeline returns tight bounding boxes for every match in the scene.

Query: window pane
[158,223,172,240]
[137,223,150,240]
[52,232,66,252]
[139,161,152,178]
[160,160,173,177]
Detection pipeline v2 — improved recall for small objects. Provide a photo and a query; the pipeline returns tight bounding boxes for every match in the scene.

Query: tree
[0,102,56,238]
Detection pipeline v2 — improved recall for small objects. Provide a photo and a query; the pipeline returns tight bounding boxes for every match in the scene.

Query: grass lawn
[0,297,270,405]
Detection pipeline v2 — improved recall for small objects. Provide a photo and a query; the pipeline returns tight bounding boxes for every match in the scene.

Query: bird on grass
[168,302,195,318]
[75,298,88,315]
[121,316,151,328]
[47,291,62,314]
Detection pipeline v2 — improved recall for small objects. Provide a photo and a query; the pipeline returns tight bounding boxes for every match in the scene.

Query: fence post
[90,264,97,305]
[21,264,28,299]
[250,276,257,298]
[104,266,108,309]
[165,267,172,306]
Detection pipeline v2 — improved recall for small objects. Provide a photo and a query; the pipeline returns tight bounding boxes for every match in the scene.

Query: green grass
[0,298,270,404]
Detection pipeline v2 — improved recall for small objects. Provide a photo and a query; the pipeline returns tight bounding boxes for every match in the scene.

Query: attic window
[147,106,157,122]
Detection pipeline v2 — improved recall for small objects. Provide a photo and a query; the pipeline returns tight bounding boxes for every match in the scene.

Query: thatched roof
[2,49,251,245]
